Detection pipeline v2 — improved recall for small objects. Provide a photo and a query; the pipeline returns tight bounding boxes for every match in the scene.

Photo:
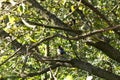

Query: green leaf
[64,75,73,80]
[8,15,15,24]
[17,3,25,14]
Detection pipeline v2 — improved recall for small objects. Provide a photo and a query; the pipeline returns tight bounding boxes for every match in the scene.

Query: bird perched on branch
[57,46,66,55]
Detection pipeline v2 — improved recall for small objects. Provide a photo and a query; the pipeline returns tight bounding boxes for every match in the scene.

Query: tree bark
[87,41,120,63]
[70,59,120,80]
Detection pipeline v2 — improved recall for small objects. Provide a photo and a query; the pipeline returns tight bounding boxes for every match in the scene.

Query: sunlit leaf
[78,3,83,10]
[8,15,15,24]
[17,3,25,15]
[109,30,113,34]
[0,56,8,62]
[64,75,73,80]
[71,5,75,12]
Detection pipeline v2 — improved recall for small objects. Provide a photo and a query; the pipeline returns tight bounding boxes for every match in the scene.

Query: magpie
[57,46,66,55]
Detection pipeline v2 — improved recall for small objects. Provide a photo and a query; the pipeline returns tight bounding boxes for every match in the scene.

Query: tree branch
[78,24,120,39]
[30,52,120,80]
[0,30,26,52]
[86,41,120,63]
[0,64,60,79]
[27,0,68,28]
[26,21,82,35]
[81,0,112,26]
[29,34,58,50]
[25,64,60,77]
[24,20,120,41]
[1,26,120,63]
[25,54,120,80]
[81,0,120,35]
[70,59,120,80]
[0,48,21,66]
[1,54,120,80]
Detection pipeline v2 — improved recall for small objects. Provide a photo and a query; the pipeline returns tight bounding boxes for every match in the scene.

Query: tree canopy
[0,0,120,80]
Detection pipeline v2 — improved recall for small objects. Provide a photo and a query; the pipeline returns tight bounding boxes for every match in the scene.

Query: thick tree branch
[70,59,120,80]
[81,0,120,35]
[27,0,68,28]
[27,0,120,36]
[26,0,83,36]
[25,54,120,80]
[86,41,120,63]
[29,51,120,80]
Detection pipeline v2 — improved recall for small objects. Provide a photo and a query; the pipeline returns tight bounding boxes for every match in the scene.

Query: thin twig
[24,20,82,34]
[25,64,60,77]
[0,48,22,66]
[29,24,120,50]
[81,0,112,26]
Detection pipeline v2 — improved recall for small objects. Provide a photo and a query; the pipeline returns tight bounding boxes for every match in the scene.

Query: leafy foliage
[0,0,120,80]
